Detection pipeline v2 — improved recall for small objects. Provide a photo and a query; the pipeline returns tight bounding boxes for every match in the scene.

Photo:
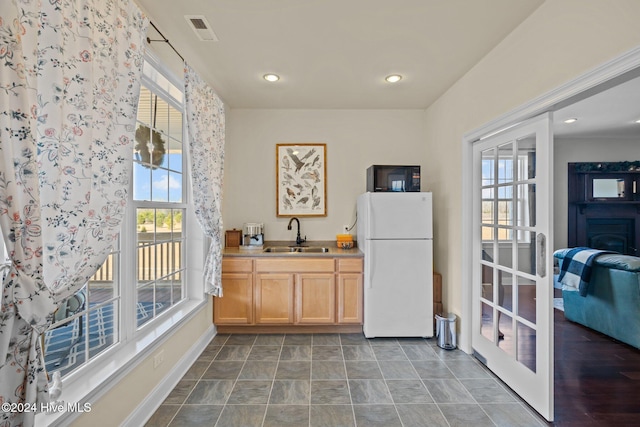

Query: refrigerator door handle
[367,199,373,241]
[366,243,373,288]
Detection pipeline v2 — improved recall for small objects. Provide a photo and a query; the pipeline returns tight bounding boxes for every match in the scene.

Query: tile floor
[145,333,547,427]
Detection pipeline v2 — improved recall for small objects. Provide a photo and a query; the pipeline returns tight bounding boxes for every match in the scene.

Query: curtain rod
[146,21,184,62]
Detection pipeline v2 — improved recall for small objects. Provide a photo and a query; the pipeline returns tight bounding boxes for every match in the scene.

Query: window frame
[130,58,189,331]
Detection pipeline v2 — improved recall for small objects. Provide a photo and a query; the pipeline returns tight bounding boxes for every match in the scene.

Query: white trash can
[435,313,457,350]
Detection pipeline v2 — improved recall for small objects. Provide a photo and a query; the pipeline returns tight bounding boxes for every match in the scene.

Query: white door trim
[460,44,640,354]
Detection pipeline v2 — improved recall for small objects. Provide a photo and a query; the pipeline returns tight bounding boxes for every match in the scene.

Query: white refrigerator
[357,192,433,338]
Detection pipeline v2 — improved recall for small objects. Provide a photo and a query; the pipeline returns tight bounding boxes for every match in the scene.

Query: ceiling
[136,0,640,140]
[136,0,544,109]
[553,74,640,140]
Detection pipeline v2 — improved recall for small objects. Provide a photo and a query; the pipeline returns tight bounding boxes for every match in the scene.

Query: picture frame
[276,143,327,217]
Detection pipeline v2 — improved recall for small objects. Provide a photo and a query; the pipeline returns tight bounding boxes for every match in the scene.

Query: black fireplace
[568,162,640,256]
[586,219,635,254]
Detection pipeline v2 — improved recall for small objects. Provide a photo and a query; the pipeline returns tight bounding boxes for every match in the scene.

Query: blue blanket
[558,247,615,296]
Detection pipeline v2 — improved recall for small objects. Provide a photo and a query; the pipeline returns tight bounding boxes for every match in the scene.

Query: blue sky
[133,154,183,202]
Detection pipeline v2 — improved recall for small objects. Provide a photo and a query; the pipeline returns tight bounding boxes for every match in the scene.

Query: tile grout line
[203,336,227,426]
[371,338,406,426]
[476,363,548,427]
[417,341,452,427]
[448,361,496,426]
[340,334,358,427]
[260,334,283,427]
[153,333,548,427]
[405,339,449,427]
[218,334,260,427]
[168,333,228,427]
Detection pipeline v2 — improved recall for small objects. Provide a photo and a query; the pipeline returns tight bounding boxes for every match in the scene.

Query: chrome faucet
[287,217,306,246]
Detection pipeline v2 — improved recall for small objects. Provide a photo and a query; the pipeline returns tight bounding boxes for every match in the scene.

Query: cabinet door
[214,273,253,324]
[295,273,335,324]
[255,273,294,324]
[337,273,363,324]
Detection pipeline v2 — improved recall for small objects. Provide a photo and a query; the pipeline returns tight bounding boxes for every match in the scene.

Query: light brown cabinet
[214,256,363,331]
[337,258,363,324]
[255,273,294,324]
[214,258,253,324]
[337,274,362,323]
[295,273,336,324]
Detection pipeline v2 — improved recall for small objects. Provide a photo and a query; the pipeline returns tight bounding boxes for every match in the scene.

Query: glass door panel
[481,302,495,343]
[472,113,553,421]
[517,321,537,373]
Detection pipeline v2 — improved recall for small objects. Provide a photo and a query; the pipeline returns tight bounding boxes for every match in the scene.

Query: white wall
[223,109,427,242]
[422,0,640,321]
[553,137,640,249]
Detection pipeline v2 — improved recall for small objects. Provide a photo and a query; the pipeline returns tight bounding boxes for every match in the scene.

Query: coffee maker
[242,222,264,248]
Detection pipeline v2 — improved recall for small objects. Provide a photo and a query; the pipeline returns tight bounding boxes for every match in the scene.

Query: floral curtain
[184,62,225,296]
[0,0,147,425]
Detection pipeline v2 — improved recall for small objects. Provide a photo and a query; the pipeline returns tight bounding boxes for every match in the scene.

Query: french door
[471,113,554,420]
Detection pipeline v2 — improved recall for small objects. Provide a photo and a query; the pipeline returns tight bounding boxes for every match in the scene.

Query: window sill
[35,298,207,427]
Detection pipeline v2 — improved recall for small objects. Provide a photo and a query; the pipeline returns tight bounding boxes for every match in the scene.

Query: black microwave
[366,165,421,192]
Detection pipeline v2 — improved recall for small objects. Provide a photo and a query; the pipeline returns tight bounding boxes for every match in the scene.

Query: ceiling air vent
[184,15,218,41]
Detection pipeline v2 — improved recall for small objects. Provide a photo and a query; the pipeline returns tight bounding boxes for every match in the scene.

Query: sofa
[554,248,640,349]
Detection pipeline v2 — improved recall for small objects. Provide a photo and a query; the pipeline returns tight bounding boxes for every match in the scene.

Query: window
[481,152,532,242]
[43,245,120,377]
[40,56,190,377]
[133,63,186,327]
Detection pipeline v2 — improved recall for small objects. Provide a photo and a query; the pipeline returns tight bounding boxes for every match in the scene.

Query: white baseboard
[122,324,217,427]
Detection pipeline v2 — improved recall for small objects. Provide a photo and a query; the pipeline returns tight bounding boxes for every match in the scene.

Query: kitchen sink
[298,247,330,253]
[263,246,330,253]
[263,247,298,253]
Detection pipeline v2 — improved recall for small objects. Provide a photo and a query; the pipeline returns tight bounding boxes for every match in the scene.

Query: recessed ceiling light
[385,74,402,83]
[263,74,280,82]
[563,118,578,124]
[635,119,640,123]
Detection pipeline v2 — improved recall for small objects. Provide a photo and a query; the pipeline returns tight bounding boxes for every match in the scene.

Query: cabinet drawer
[222,258,253,273]
[255,258,334,273]
[338,258,363,272]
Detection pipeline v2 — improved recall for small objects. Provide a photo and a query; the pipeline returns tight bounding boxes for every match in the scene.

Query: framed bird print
[276,143,327,217]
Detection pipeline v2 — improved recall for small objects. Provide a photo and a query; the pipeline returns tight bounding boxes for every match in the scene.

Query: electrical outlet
[343,224,350,234]
[153,350,164,368]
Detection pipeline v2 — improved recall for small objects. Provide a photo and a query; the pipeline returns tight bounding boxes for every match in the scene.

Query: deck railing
[89,232,182,283]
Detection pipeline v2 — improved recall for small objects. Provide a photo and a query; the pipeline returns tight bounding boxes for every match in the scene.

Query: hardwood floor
[554,306,640,426]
